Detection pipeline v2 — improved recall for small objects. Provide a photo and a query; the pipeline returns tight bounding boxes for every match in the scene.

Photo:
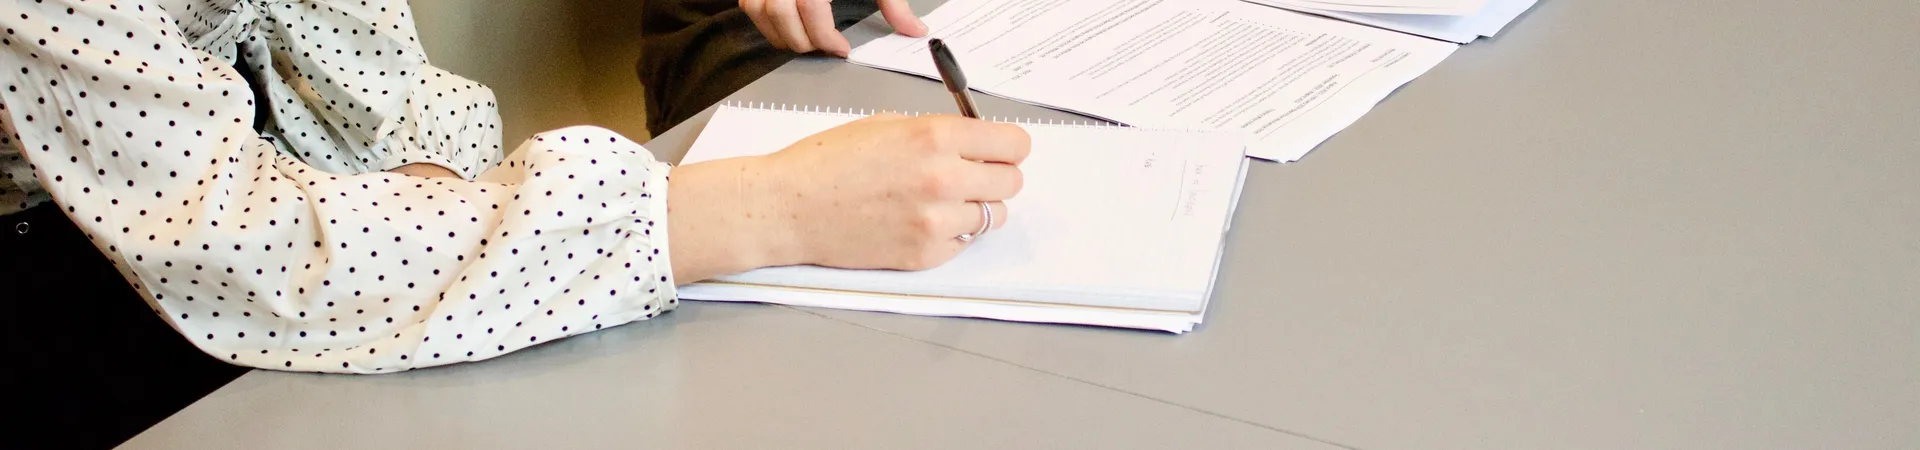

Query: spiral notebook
[675,104,1250,333]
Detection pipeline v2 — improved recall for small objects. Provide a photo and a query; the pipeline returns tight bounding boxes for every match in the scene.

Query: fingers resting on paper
[877,0,930,37]
[742,0,929,57]
[796,0,853,56]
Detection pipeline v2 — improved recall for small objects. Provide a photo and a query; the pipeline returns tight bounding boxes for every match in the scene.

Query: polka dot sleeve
[366,65,504,180]
[1,1,678,373]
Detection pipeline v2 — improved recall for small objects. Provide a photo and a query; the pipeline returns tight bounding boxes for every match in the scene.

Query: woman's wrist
[665,156,807,283]
[389,163,461,179]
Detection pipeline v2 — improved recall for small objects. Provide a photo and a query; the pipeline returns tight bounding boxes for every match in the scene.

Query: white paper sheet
[848,0,1458,162]
[1251,0,1539,43]
[673,105,1250,333]
[1258,0,1490,16]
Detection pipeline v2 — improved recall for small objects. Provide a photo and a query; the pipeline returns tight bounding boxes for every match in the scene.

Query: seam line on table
[778,306,1366,450]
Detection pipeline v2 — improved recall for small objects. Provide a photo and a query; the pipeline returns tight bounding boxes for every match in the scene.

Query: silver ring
[956,201,992,242]
[13,221,27,235]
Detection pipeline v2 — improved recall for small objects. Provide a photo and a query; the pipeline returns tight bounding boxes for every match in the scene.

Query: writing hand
[667,114,1028,281]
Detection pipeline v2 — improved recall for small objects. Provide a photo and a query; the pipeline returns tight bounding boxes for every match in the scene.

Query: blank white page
[678,105,1247,314]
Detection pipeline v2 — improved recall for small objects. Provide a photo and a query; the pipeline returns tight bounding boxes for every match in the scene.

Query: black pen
[928,39,981,119]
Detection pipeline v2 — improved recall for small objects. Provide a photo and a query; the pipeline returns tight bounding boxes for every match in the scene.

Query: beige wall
[410,0,652,147]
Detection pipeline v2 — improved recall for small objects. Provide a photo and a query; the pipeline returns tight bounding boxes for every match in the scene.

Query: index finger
[797,0,853,57]
[930,117,1030,164]
[878,0,929,36]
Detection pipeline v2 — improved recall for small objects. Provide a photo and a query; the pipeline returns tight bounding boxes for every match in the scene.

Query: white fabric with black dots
[0,0,679,373]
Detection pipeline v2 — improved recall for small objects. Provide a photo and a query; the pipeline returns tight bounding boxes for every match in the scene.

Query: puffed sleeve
[189,0,504,179]
[0,0,678,373]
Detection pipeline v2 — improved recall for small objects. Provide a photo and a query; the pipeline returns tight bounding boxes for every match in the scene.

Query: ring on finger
[956,201,992,242]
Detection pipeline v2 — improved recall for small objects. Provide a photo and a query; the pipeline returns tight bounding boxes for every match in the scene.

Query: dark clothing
[0,46,271,450]
[1,203,250,450]
[638,0,881,136]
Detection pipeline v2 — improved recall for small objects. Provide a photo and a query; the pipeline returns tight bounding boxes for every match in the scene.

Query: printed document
[849,0,1458,161]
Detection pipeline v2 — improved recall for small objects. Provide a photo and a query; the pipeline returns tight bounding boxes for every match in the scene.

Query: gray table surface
[126,0,1920,448]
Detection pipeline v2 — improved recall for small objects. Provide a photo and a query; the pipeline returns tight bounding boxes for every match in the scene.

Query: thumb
[877,0,928,36]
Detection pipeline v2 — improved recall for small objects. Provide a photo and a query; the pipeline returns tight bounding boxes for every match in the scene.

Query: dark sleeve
[637,0,881,136]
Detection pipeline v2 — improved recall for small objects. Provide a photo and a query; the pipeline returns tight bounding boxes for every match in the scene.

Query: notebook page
[683,281,1210,333]
[679,155,1250,334]
[847,0,1457,162]
[678,105,1247,313]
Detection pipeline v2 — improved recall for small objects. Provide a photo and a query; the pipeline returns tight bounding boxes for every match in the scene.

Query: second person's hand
[740,0,928,57]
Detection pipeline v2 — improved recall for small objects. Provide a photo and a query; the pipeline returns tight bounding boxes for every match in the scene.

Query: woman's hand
[667,114,1029,282]
[765,113,1028,270]
[740,0,928,57]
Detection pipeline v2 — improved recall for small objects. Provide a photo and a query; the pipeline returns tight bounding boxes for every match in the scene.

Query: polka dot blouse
[0,0,679,373]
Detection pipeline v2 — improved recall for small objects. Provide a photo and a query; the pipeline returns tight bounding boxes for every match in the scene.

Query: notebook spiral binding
[722,101,1237,136]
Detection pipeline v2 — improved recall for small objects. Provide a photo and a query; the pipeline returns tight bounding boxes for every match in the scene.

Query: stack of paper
[1258,0,1490,16]
[848,0,1460,162]
[1246,0,1538,43]
[676,105,1250,333]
